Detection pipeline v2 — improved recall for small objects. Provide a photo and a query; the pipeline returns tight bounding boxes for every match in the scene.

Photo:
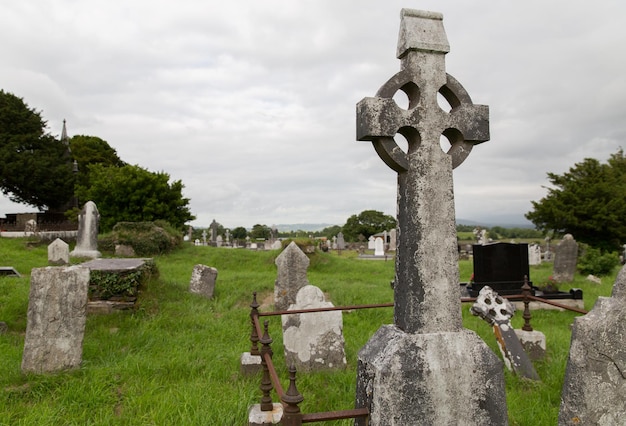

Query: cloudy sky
[1,1,624,229]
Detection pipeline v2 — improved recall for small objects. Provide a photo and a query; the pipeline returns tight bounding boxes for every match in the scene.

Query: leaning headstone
[354,10,507,425]
[274,242,310,311]
[553,234,578,283]
[21,265,90,373]
[70,201,101,259]
[559,264,626,425]
[189,264,218,299]
[374,237,385,256]
[282,285,347,372]
[48,238,70,265]
[471,286,539,380]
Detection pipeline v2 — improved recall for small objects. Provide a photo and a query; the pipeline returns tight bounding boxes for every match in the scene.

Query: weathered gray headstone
[388,228,397,251]
[21,265,90,373]
[336,232,346,250]
[70,201,101,259]
[209,219,218,246]
[189,264,218,298]
[282,285,346,372]
[553,234,578,282]
[48,238,70,265]
[559,264,626,425]
[354,9,507,425]
[274,242,310,311]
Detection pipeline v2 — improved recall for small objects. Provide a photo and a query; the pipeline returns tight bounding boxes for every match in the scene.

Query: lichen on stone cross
[356,9,490,334]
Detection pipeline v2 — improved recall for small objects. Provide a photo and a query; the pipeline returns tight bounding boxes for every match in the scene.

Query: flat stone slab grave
[0,267,21,277]
[81,258,150,313]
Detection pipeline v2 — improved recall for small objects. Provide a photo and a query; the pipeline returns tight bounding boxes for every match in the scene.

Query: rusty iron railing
[245,282,587,425]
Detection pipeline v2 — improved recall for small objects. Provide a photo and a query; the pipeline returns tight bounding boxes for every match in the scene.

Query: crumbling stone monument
[189,264,218,299]
[354,9,507,424]
[282,285,346,372]
[21,265,90,373]
[274,242,310,311]
[559,264,626,425]
[70,201,101,259]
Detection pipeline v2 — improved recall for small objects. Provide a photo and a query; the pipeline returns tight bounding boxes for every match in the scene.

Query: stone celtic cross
[357,9,489,334]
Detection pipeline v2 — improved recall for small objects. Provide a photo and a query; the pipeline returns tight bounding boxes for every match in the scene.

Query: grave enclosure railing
[245,283,587,425]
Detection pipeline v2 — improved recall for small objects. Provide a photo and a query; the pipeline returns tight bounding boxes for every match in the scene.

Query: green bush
[99,221,182,256]
[577,245,620,276]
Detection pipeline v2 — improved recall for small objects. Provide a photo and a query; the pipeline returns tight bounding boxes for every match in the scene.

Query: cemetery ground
[0,237,619,425]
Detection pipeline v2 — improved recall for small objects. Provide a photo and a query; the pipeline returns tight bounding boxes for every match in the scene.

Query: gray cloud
[1,0,624,229]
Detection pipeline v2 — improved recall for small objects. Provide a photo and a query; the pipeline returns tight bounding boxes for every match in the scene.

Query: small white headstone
[368,236,376,250]
[374,237,385,256]
[48,238,70,265]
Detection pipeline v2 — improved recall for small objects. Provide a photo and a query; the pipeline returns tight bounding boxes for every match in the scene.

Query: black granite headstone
[470,243,531,296]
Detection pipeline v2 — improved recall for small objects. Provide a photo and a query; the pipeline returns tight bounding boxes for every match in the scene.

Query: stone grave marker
[354,9,507,425]
[470,242,531,296]
[21,265,90,373]
[528,243,542,266]
[368,236,376,250]
[274,242,310,311]
[553,234,578,283]
[209,219,218,246]
[48,238,70,265]
[471,286,539,380]
[559,264,626,424]
[336,232,346,250]
[70,201,101,259]
[282,285,346,372]
[374,237,384,256]
[189,264,218,299]
[388,228,397,251]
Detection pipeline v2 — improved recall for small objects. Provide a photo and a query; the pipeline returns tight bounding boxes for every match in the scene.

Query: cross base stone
[356,326,508,426]
[248,403,282,425]
[240,352,262,376]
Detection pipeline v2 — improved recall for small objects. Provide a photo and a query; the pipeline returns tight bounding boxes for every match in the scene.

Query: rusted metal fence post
[249,292,260,356]
[521,276,533,332]
[259,320,274,411]
[281,366,304,426]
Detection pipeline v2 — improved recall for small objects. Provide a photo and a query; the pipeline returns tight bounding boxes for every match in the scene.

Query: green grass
[0,238,620,425]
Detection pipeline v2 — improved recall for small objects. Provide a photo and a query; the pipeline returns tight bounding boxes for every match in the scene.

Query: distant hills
[274,217,534,233]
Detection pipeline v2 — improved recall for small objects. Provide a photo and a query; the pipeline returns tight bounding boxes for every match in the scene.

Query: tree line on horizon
[2,89,624,254]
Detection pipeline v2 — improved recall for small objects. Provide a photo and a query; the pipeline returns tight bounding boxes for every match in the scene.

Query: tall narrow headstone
[553,234,578,283]
[274,242,310,311]
[70,201,101,259]
[374,237,385,256]
[354,9,507,425]
[21,265,90,373]
[559,264,626,424]
[336,232,346,250]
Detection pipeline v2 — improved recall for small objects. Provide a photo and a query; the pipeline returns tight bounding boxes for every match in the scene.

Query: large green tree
[76,164,195,232]
[525,149,626,251]
[342,209,397,241]
[69,135,125,190]
[0,90,74,210]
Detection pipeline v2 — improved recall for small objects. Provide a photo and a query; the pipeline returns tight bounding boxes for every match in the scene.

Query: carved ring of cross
[371,70,477,173]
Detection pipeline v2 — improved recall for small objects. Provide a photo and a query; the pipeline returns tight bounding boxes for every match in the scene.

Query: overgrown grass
[0,239,620,425]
